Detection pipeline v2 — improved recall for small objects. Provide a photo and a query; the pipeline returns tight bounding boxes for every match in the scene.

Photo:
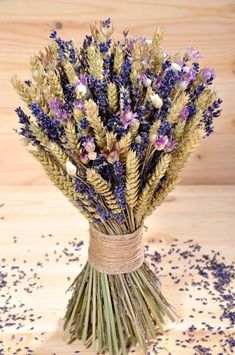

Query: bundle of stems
[64,261,175,355]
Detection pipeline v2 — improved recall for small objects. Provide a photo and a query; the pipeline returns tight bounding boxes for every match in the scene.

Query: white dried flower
[171,62,181,72]
[65,160,77,177]
[150,93,163,109]
[75,83,89,99]
[88,151,97,161]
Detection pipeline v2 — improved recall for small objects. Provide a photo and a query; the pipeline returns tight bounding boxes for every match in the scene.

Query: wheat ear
[30,56,48,87]
[107,82,118,113]
[47,69,64,100]
[167,127,205,179]
[30,123,50,148]
[65,120,79,151]
[167,92,188,124]
[119,132,132,160]
[125,150,139,208]
[11,75,32,104]
[151,27,164,72]
[106,132,117,152]
[64,61,77,84]
[86,169,121,215]
[149,119,161,141]
[114,45,124,75]
[30,124,68,166]
[31,148,93,222]
[147,174,180,216]
[135,154,171,224]
[48,142,68,166]
[87,45,103,80]
[85,99,106,148]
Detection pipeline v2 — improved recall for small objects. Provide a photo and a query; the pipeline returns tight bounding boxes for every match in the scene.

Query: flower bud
[65,160,77,177]
[150,93,163,109]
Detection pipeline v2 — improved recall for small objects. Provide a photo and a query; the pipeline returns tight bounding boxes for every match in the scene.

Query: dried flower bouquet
[12,19,222,354]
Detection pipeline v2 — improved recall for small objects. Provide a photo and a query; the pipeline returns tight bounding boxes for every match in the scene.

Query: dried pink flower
[120,108,138,129]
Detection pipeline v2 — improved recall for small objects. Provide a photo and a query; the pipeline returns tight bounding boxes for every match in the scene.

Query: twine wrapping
[88,225,144,274]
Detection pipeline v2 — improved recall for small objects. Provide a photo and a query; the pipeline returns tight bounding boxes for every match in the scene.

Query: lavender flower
[179,107,190,120]
[186,47,203,59]
[201,68,215,84]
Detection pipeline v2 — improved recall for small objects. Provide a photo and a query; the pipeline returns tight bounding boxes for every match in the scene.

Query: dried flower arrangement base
[12,18,222,355]
[64,261,174,354]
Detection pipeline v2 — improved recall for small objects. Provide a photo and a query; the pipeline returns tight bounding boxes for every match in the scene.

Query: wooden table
[0,185,234,354]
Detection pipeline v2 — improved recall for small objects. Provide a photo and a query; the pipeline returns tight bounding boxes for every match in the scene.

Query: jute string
[88,225,144,274]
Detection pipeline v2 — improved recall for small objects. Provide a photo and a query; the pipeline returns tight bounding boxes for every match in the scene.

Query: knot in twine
[88,225,144,274]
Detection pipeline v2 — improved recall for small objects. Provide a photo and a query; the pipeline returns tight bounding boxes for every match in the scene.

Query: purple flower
[120,107,138,129]
[201,68,215,82]
[56,109,71,122]
[48,98,62,111]
[179,107,190,120]
[82,137,96,153]
[49,99,71,123]
[79,149,89,164]
[165,139,177,152]
[153,135,168,150]
[81,137,97,161]
[187,67,198,81]
[73,100,85,111]
[186,47,203,59]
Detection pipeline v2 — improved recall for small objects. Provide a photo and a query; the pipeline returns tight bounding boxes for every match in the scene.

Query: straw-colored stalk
[85,99,106,148]
[86,169,121,215]
[64,261,175,355]
[135,154,172,225]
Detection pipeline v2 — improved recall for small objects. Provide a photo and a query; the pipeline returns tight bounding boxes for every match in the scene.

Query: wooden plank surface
[0,185,234,354]
[0,0,235,185]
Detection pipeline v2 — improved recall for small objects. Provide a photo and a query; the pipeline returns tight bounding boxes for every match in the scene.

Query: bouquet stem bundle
[12,18,222,354]
[64,261,174,355]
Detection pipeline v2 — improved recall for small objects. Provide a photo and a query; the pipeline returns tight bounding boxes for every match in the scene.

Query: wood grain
[0,0,235,185]
[0,185,234,354]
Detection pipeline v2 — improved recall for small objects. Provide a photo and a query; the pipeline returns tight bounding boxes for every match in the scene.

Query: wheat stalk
[135,154,171,224]
[119,132,132,160]
[151,27,164,72]
[30,123,50,148]
[106,132,117,152]
[125,150,139,209]
[48,141,68,166]
[31,148,93,221]
[149,119,161,141]
[87,45,103,80]
[86,169,121,215]
[167,92,188,124]
[129,121,140,139]
[64,61,77,84]
[47,69,64,100]
[85,99,106,148]
[114,45,124,75]
[30,56,48,87]
[173,120,186,142]
[147,174,180,216]
[107,82,118,113]
[11,75,32,104]
[65,120,79,151]
[73,107,83,125]
[167,127,205,179]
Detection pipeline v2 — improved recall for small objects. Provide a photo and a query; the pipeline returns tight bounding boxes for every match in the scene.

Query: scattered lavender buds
[1,232,234,354]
